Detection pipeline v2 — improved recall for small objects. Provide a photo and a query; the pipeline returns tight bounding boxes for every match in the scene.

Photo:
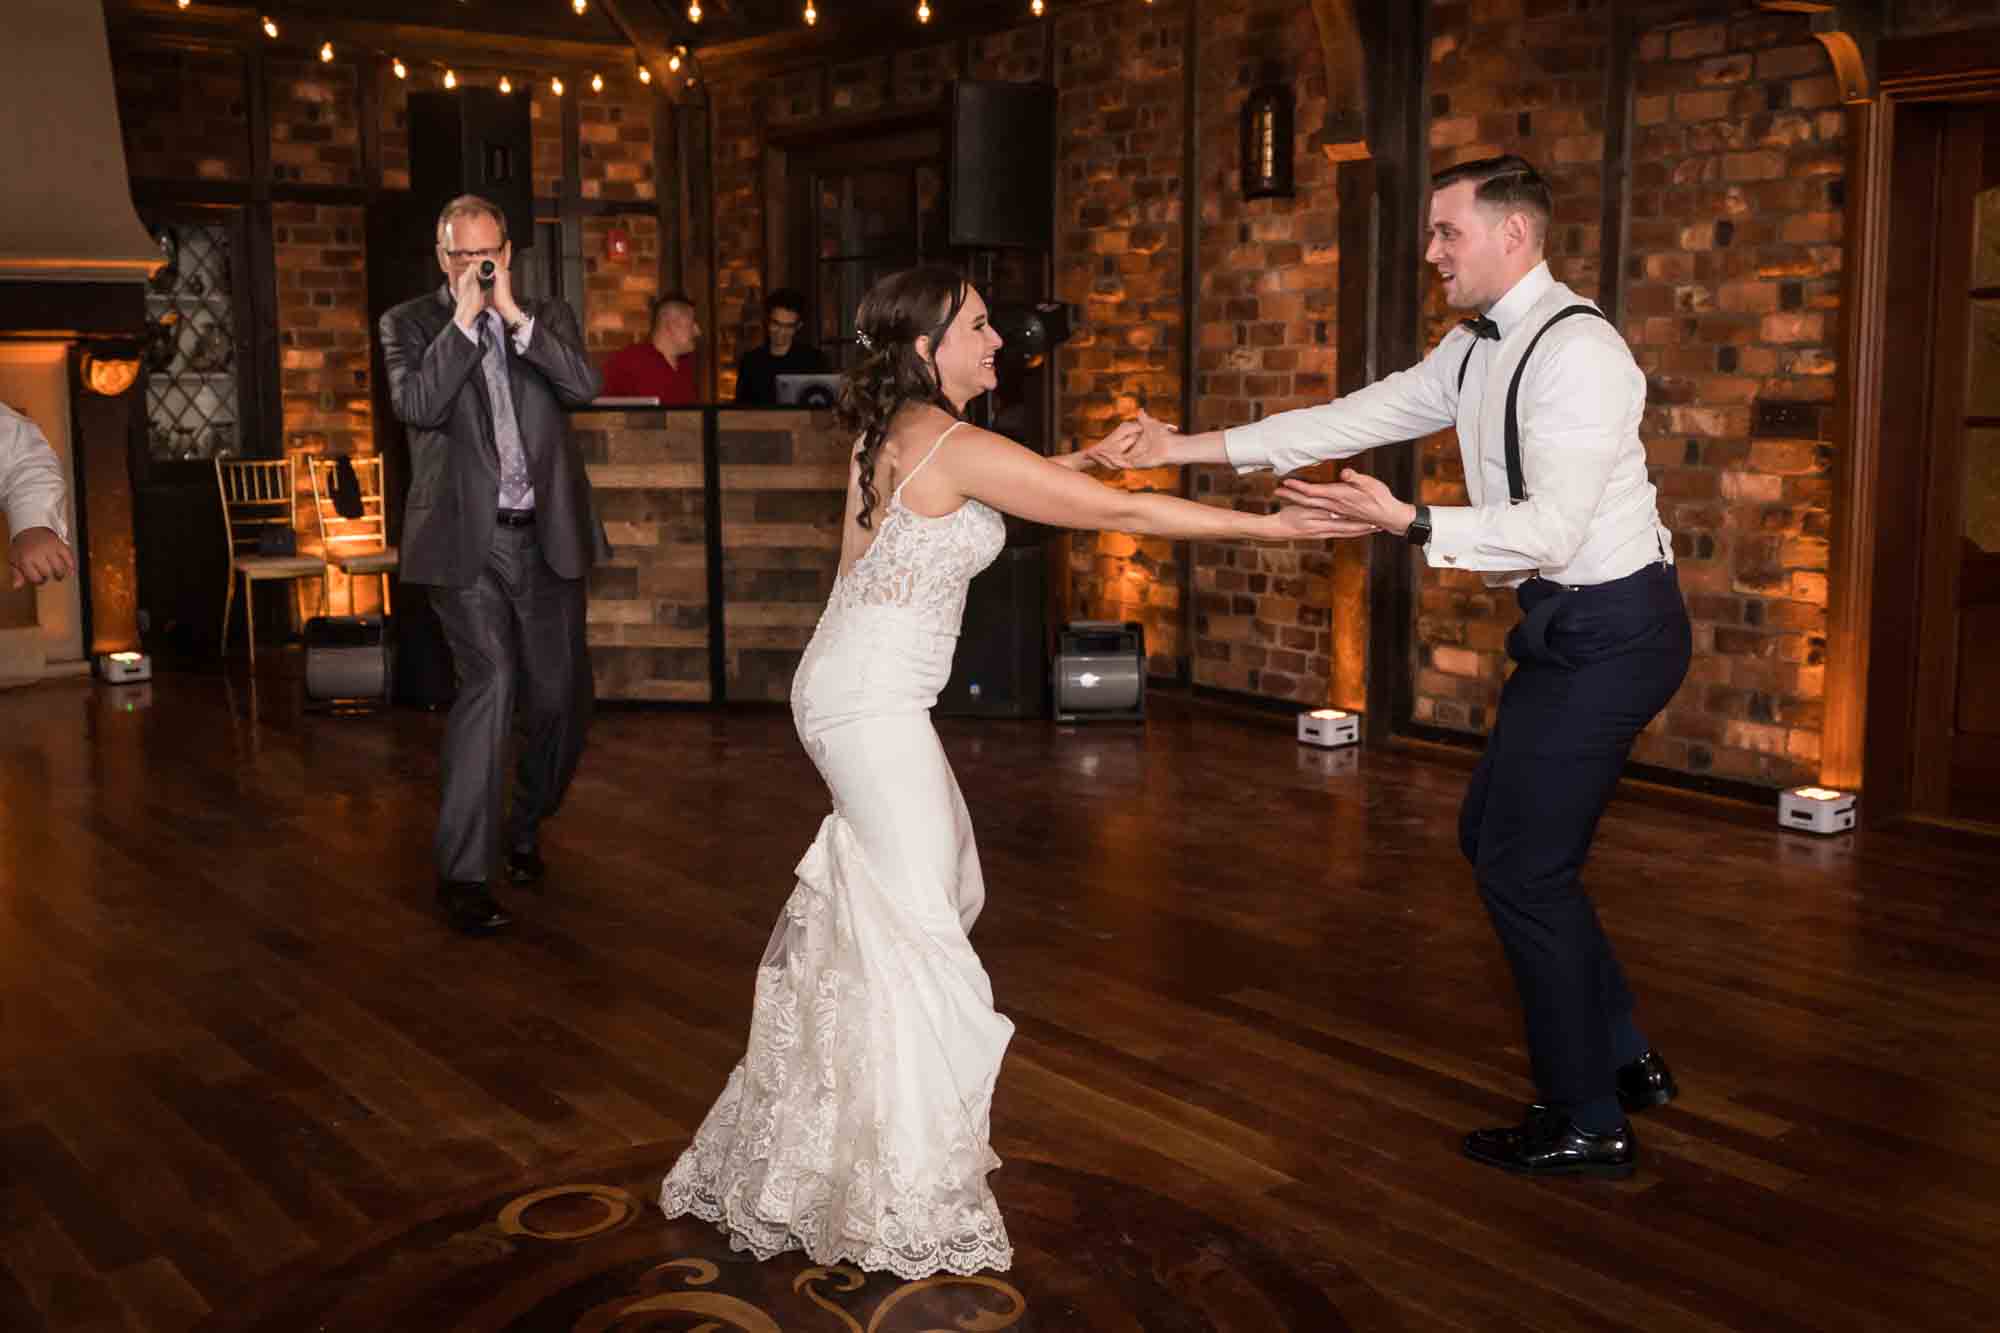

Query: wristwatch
[1406,503,1432,548]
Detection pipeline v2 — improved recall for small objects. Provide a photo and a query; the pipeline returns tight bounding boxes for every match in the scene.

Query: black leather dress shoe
[1464,1110,1635,1179]
[1528,1050,1681,1119]
[1616,1049,1678,1111]
[437,882,513,936]
[505,848,546,888]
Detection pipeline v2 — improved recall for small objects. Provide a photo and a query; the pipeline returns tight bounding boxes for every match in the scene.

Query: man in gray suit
[380,194,608,936]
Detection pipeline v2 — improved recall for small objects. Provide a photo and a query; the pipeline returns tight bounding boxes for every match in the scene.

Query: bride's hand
[1266,501,1378,541]
[1060,419,1142,470]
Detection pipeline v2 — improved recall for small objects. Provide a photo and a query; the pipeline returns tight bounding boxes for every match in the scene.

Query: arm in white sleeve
[1424,331,1639,572]
[1221,332,1466,475]
[0,407,71,544]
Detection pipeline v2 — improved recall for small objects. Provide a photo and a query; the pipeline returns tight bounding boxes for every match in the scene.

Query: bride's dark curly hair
[834,265,970,530]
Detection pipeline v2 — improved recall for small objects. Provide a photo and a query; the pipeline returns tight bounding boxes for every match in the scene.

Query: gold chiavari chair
[306,454,399,616]
[215,457,326,667]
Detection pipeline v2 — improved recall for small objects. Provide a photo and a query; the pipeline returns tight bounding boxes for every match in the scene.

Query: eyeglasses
[443,247,505,262]
[768,317,802,331]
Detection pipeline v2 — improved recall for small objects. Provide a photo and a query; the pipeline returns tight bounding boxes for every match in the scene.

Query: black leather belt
[496,508,536,527]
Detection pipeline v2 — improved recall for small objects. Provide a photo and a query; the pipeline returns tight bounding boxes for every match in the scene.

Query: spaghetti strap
[892,420,967,499]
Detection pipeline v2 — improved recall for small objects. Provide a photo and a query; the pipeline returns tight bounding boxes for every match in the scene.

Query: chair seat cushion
[234,555,325,577]
[336,547,400,574]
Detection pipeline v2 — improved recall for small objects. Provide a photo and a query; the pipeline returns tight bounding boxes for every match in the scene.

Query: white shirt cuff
[1221,425,1271,474]
[509,316,534,353]
[1421,505,1477,569]
[6,503,69,547]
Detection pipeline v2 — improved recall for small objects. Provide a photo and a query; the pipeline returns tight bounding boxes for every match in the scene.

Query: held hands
[1066,419,1144,469]
[490,261,525,330]
[1278,468,1417,537]
[10,527,74,589]
[1091,409,1179,472]
[453,259,524,332]
[1268,503,1379,541]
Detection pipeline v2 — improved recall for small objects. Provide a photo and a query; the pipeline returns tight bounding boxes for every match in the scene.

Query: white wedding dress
[660,421,1016,1279]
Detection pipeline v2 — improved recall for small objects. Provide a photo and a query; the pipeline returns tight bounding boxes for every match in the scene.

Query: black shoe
[1528,1050,1681,1119]
[1463,1109,1636,1180]
[1615,1049,1678,1111]
[505,848,546,888]
[437,881,512,936]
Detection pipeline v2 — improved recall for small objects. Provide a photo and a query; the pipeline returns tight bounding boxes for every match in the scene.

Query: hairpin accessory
[855,330,875,350]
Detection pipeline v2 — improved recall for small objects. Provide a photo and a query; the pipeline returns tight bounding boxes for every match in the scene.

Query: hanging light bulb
[176,0,190,9]
[916,0,930,22]
[319,41,335,63]
[392,57,407,80]
[591,72,603,92]
[499,74,513,94]
[551,76,565,96]
[1030,0,1042,13]
[443,68,457,89]
[573,0,589,12]
[804,0,817,23]
[688,0,702,21]
[261,15,278,38]
[638,64,652,84]
[667,51,682,72]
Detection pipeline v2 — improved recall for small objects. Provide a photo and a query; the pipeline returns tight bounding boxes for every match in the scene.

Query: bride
[659,266,1363,1278]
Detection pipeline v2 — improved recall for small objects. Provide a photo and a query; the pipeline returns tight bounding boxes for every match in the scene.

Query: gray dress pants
[430,521,593,884]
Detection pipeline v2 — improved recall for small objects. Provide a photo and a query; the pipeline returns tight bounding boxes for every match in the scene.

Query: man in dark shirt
[602,292,701,403]
[732,288,829,405]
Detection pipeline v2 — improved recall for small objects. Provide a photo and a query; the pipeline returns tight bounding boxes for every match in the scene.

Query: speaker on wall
[935,546,1047,718]
[949,81,1055,250]
[407,88,534,249]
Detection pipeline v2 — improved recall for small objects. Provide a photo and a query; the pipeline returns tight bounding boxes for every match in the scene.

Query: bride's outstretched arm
[933,424,1375,543]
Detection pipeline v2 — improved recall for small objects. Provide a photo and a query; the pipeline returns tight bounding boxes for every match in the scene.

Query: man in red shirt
[601,292,702,402]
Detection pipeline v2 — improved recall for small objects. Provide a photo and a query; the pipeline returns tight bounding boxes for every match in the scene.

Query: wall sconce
[1778,786,1857,834]
[80,350,141,397]
[1297,707,1359,748]
[1241,80,1294,200]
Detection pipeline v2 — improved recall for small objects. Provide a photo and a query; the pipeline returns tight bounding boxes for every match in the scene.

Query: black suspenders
[1454,303,1609,503]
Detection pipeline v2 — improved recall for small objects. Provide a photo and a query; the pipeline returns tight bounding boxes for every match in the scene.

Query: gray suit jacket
[380,289,610,587]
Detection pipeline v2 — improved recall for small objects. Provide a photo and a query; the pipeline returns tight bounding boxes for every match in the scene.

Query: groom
[1107,156,1691,1179]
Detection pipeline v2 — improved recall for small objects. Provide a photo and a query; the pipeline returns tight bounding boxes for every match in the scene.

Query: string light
[804,0,817,23]
[591,72,603,92]
[668,51,682,72]
[261,15,278,38]
[176,0,190,9]
[319,41,334,63]
[638,64,652,84]
[550,76,565,96]
[1031,0,1042,12]
[573,0,589,12]
[392,57,406,79]
[499,74,512,93]
[917,0,931,20]
[443,68,457,89]
[688,1,702,20]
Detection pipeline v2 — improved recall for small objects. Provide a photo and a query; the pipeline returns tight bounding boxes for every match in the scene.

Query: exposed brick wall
[1622,11,1843,784]
[583,214,662,359]
[274,203,373,617]
[380,68,411,191]
[1187,0,1342,701]
[267,58,360,187]
[1053,3,1189,673]
[711,81,763,401]
[580,83,658,203]
[112,45,249,181]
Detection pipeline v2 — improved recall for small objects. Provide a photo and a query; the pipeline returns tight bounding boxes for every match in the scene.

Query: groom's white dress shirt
[1221,261,1670,589]
[0,402,71,544]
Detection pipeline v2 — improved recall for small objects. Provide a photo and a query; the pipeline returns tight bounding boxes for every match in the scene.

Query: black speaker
[949,81,1055,250]
[408,89,534,250]
[936,546,1047,718]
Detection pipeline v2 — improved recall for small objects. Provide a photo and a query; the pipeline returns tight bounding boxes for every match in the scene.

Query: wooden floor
[2,671,1998,1332]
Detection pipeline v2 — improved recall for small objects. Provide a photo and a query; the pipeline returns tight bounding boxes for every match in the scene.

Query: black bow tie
[1461,315,1501,341]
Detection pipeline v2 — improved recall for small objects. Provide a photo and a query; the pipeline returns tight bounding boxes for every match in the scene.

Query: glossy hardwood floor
[2,670,1997,1331]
